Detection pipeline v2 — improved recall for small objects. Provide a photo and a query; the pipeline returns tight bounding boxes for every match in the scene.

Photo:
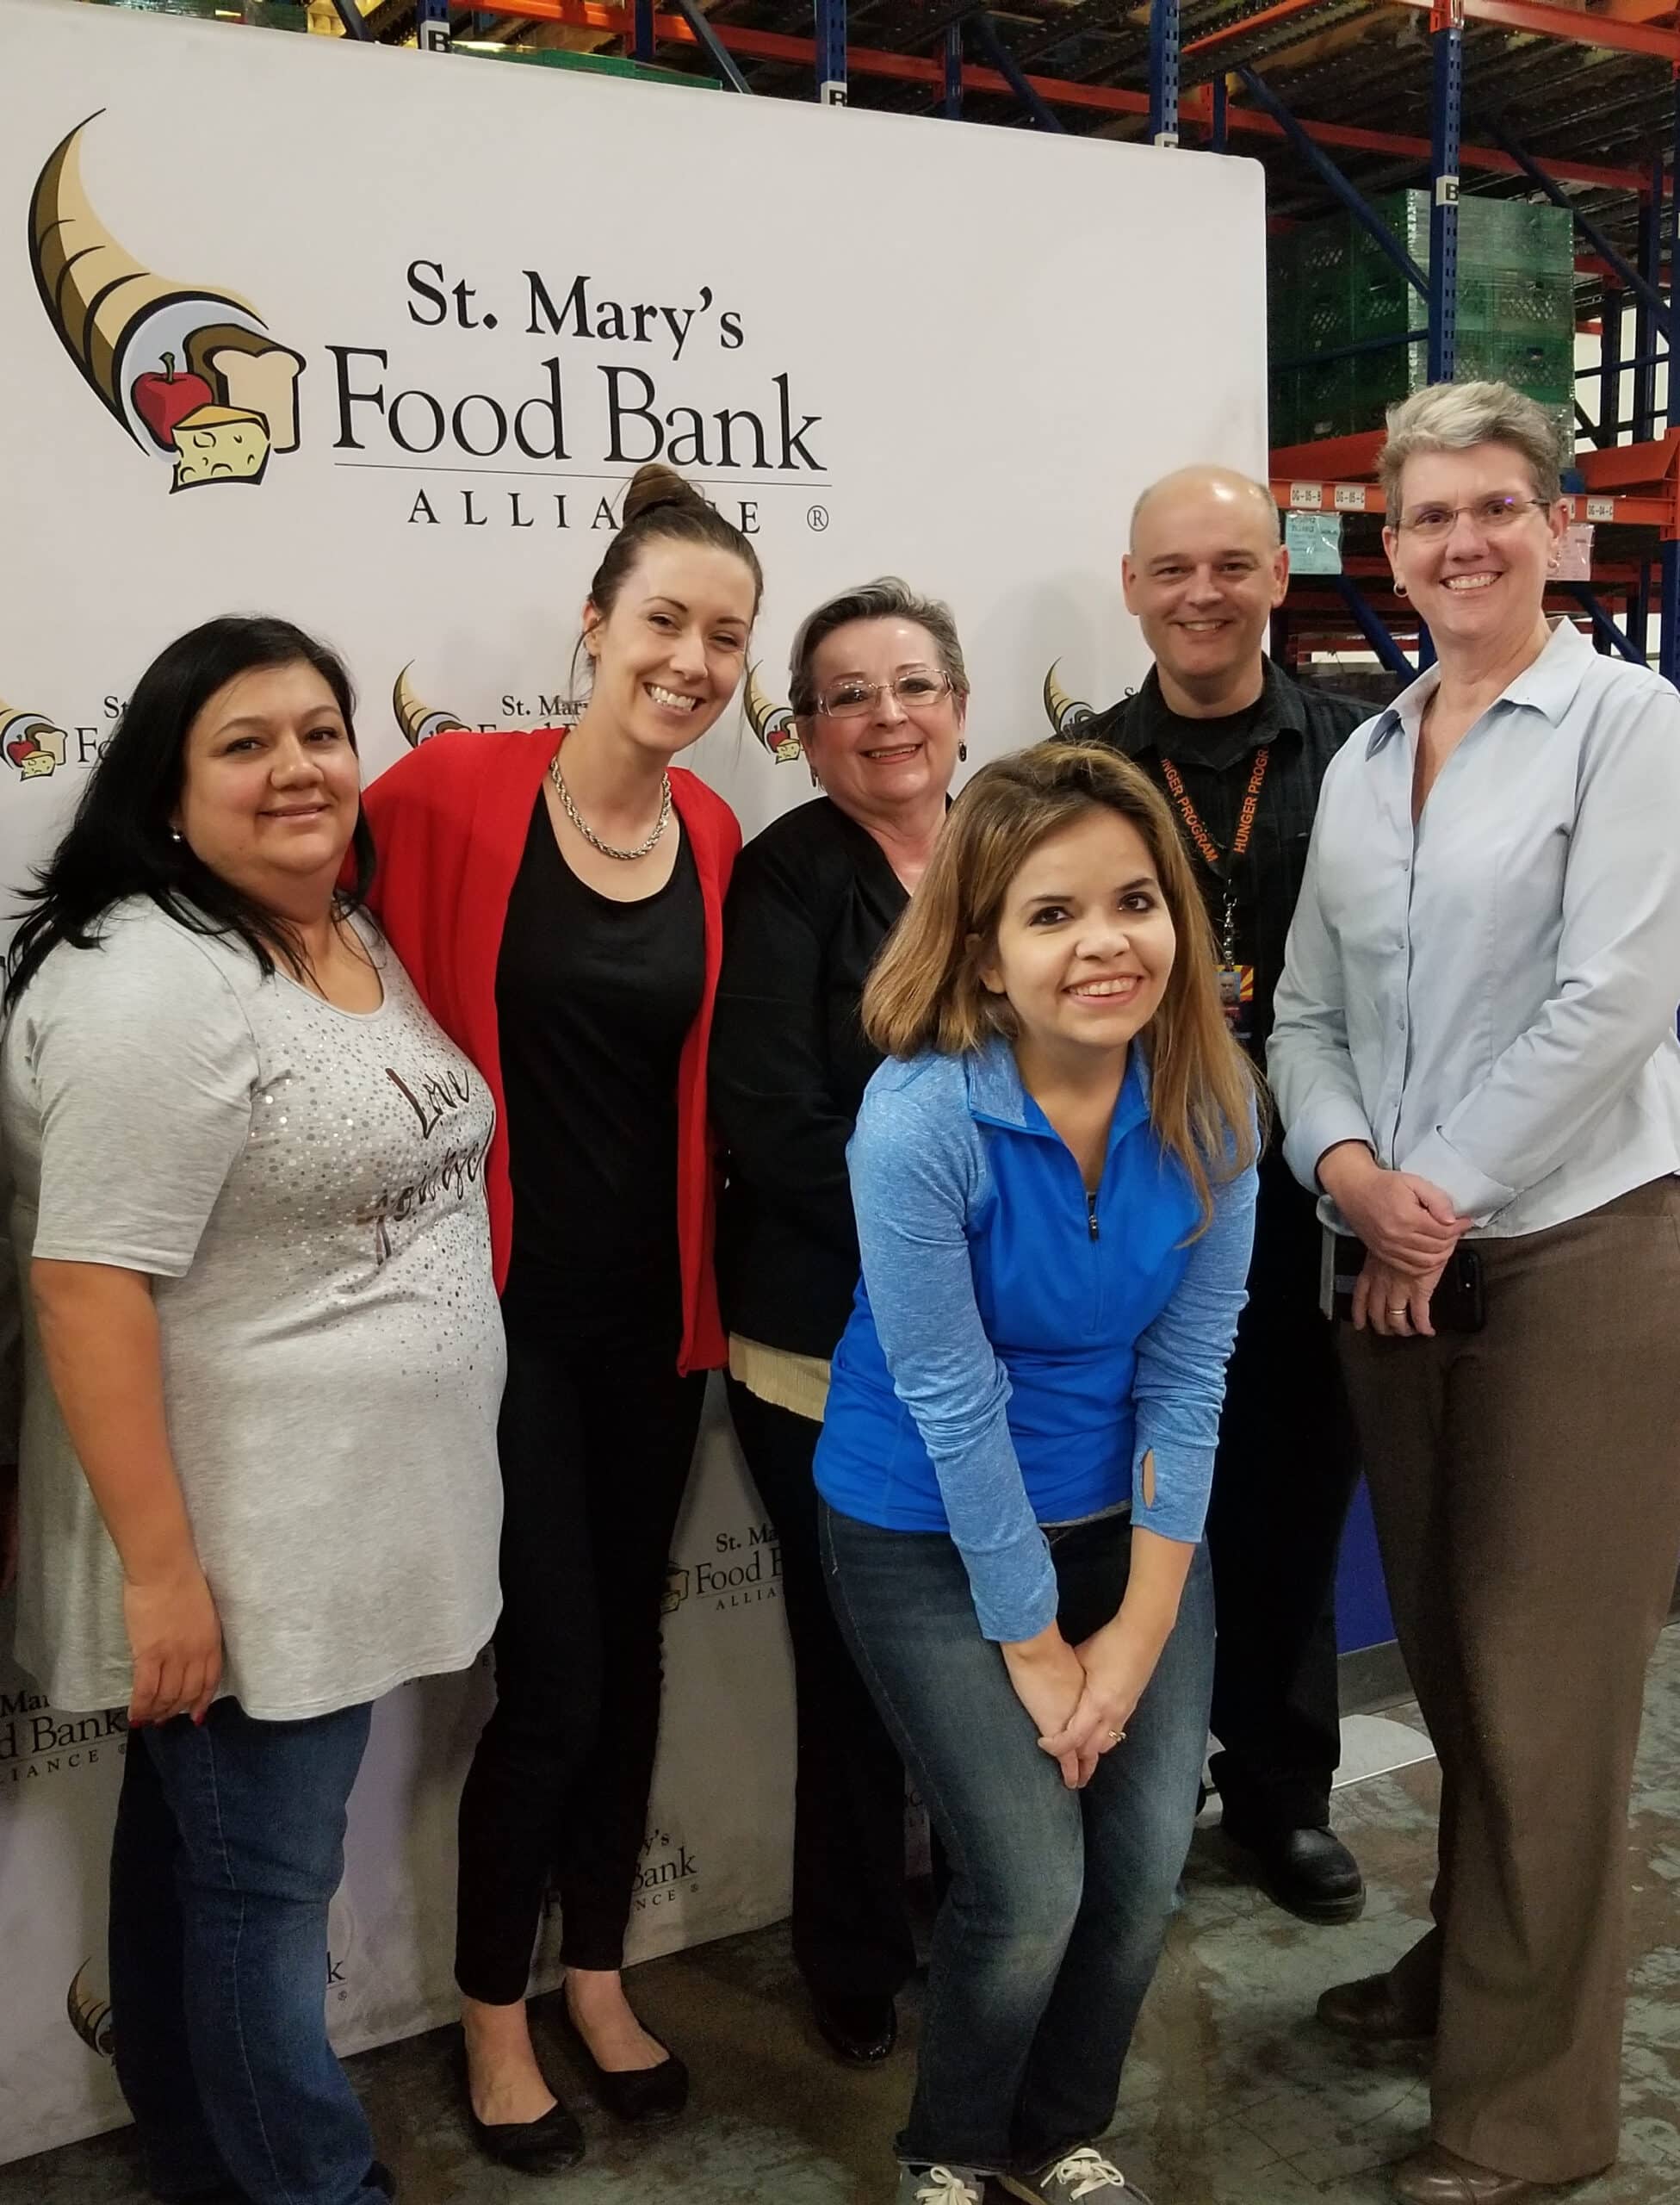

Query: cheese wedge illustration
[0,702,69,780]
[393,665,468,749]
[29,114,302,468]
[744,666,804,765]
[1043,661,1094,736]
[171,406,271,492]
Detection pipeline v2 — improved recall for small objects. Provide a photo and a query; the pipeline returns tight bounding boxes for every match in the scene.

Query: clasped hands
[1003,1619,1159,1791]
[1318,1142,1472,1339]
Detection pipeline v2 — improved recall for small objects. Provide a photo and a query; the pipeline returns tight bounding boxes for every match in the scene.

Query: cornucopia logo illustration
[30,111,304,493]
[393,664,468,750]
[0,695,69,782]
[745,665,815,782]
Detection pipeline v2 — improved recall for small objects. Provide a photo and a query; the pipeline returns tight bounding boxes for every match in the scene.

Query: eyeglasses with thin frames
[1396,494,1553,542]
[812,670,954,720]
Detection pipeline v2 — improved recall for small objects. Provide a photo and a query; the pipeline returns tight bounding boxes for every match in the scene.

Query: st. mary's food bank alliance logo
[663,1516,783,1618]
[31,112,304,493]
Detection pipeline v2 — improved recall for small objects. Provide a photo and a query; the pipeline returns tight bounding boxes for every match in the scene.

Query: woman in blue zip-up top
[815,741,1260,2205]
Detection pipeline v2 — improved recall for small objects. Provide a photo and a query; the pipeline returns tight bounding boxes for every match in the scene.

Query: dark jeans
[456,1314,706,2000]
[724,1376,918,2004]
[108,1697,381,2205]
[821,1502,1214,2175]
[1206,1152,1360,1835]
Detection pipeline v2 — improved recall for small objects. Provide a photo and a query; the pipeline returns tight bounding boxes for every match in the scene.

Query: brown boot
[1317,1972,1437,2041]
[1390,2142,1537,2202]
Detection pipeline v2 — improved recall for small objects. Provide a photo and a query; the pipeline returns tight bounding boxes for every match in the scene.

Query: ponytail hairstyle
[573,463,764,691]
[5,615,374,1011]
[861,740,1262,1228]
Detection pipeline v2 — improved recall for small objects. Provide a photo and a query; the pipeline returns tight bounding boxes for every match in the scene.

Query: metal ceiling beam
[468,0,1655,189]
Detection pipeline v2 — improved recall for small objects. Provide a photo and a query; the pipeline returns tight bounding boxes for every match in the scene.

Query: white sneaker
[896,2165,987,2205]
[1001,2146,1154,2204]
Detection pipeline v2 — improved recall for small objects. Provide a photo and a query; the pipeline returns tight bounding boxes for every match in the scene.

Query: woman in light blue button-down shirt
[1269,380,1680,2205]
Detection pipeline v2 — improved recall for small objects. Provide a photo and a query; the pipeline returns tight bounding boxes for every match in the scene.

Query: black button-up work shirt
[1082,659,1365,1069]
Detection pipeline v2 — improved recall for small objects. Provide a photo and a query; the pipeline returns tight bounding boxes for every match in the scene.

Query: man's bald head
[1122,464,1290,717]
[1129,465,1281,554]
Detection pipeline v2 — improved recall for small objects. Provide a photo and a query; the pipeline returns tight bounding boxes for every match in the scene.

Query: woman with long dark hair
[1,615,505,2205]
[363,463,756,2171]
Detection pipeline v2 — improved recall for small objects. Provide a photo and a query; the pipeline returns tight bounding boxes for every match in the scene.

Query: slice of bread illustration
[184,323,305,452]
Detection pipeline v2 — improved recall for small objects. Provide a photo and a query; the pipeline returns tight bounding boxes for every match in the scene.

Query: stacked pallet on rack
[1271,194,1578,451]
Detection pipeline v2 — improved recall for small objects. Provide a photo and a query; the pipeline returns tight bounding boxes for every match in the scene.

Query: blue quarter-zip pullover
[814,1034,1258,1643]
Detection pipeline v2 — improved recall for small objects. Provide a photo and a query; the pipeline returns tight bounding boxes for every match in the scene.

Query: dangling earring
[170,829,184,843]
[958,740,968,761]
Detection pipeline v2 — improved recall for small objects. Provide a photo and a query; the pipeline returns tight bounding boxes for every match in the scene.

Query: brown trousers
[1338,1179,1680,2185]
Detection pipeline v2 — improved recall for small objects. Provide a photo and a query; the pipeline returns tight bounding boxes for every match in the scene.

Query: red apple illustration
[133,351,214,453]
[5,731,41,769]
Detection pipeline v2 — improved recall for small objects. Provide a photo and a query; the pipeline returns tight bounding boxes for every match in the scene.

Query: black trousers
[724,1375,919,2005]
[1205,1151,1361,1836]
[456,1311,707,2003]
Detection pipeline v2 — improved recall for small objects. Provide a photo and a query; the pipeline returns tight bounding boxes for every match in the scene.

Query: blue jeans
[108,1697,384,2205]
[821,1502,1214,2175]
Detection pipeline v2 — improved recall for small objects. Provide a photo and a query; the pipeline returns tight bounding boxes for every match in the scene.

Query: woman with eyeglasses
[1269,380,1680,2205]
[710,579,966,2070]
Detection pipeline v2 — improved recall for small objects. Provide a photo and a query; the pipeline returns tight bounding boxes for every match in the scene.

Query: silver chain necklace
[549,751,671,862]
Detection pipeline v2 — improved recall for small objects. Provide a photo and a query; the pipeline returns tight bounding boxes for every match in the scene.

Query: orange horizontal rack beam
[475,1,1652,192]
[1273,475,1676,528]
[1272,429,1680,537]
[1390,0,1680,62]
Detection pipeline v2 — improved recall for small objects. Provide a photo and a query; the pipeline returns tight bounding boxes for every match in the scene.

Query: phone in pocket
[1320,1231,1485,1332]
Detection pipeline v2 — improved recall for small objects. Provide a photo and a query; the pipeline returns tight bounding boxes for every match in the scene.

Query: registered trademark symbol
[807,505,828,531]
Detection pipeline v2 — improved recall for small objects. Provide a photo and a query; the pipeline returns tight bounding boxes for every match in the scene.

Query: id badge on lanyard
[1161,745,1268,1050]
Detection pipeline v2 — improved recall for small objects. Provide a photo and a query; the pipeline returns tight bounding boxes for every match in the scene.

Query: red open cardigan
[362,728,741,1375]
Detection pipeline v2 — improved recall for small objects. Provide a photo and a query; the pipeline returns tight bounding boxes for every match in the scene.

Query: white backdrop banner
[0,0,1266,2165]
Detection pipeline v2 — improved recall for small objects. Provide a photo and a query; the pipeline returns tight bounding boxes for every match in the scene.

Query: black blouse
[710,797,907,1359]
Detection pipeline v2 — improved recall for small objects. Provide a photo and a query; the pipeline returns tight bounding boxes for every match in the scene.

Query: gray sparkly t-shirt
[1,898,505,1719]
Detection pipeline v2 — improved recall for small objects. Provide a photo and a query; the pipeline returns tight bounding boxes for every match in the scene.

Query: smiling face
[1123,472,1288,711]
[1384,440,1565,653]
[799,616,966,826]
[581,537,756,762]
[980,805,1176,1071]
[173,659,361,912]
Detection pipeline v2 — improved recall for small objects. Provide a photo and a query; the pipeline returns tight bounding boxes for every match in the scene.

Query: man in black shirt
[1082,465,1368,1923]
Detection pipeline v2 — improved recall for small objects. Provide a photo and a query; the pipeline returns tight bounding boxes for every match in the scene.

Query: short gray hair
[789,577,970,717]
[1379,380,1564,524]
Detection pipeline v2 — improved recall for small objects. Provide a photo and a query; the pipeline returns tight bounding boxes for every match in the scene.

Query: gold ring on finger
[1107,1727,1125,1744]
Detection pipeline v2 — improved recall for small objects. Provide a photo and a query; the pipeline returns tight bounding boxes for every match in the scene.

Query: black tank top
[495,793,704,1348]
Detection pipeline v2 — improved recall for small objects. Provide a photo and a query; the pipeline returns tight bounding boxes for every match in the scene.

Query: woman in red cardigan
[364,463,755,2174]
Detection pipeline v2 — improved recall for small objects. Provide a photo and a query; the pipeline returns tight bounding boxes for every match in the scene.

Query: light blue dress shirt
[1268,618,1680,1236]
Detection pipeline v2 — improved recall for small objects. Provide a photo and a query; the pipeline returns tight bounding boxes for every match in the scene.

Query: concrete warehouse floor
[4,1627,1677,2205]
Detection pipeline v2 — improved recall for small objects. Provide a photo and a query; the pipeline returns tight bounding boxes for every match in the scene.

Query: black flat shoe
[1222,1822,1367,1925]
[809,1988,898,2066]
[456,2039,586,2173]
[561,2006,689,2126]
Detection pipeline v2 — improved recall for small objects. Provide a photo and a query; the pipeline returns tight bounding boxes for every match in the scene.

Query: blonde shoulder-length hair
[862,740,1263,1227]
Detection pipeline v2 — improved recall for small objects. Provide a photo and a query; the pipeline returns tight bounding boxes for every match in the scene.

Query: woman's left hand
[1036,1617,1162,1769]
[1354,1252,1448,1338]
